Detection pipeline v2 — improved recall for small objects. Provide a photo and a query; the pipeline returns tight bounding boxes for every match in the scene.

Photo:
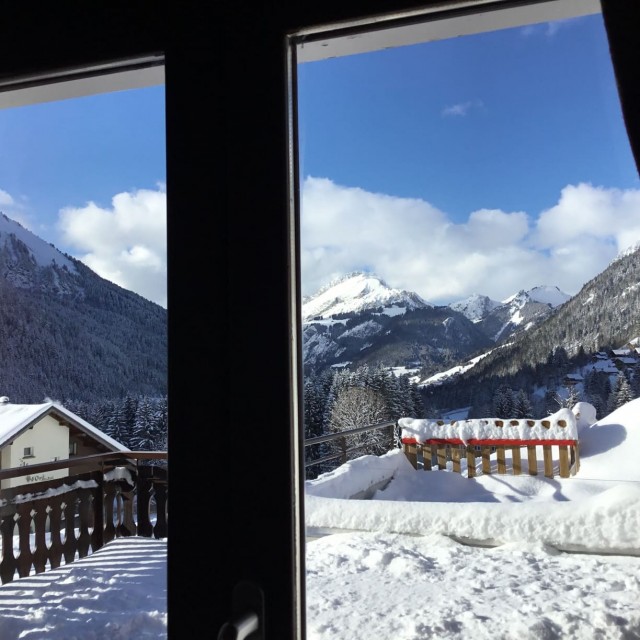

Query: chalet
[563,373,583,387]
[0,397,128,489]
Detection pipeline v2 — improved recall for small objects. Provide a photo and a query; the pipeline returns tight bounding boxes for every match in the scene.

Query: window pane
[296,7,640,640]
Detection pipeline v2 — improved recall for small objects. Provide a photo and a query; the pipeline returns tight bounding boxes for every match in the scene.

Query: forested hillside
[0,253,166,403]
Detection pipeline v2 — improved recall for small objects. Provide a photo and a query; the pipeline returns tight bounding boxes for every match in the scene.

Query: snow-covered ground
[0,400,639,639]
[305,399,640,639]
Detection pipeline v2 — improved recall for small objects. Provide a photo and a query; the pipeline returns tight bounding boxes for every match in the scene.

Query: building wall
[2,416,69,489]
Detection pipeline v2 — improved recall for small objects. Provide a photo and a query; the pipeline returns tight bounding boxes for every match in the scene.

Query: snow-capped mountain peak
[449,293,501,323]
[502,285,570,308]
[0,212,77,273]
[302,272,431,322]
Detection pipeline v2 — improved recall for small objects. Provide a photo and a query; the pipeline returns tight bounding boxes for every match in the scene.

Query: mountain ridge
[0,211,166,403]
[302,271,571,375]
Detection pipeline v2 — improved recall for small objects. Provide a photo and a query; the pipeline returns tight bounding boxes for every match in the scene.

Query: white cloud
[520,18,578,38]
[58,185,167,307]
[0,187,36,231]
[441,100,483,117]
[0,189,15,207]
[534,183,640,255]
[301,177,639,304]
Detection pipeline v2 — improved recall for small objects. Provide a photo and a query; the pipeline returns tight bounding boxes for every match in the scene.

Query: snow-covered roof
[399,407,578,444]
[0,401,128,452]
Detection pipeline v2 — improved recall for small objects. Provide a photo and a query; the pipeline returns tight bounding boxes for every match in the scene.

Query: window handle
[217,611,259,640]
[217,581,263,640]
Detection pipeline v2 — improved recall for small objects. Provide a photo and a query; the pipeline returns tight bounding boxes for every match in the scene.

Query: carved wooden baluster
[91,480,104,553]
[136,467,154,538]
[77,489,93,558]
[16,502,34,578]
[119,484,137,536]
[47,496,64,570]
[62,495,79,565]
[153,475,168,539]
[0,509,18,584]
[103,482,117,544]
[32,502,49,574]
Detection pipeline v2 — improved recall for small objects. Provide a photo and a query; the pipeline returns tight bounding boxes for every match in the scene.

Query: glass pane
[296,7,640,640]
[0,78,167,635]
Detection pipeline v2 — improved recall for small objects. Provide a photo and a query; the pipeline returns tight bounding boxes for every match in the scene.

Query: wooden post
[481,446,491,474]
[423,444,432,470]
[512,446,521,475]
[543,445,553,478]
[452,446,461,474]
[559,445,570,478]
[404,443,418,469]
[527,445,537,475]
[496,446,506,474]
[466,446,475,478]
[437,445,447,470]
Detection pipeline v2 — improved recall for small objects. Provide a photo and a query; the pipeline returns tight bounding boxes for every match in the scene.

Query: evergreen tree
[632,364,640,399]
[492,386,515,418]
[513,390,533,418]
[607,372,634,414]
[130,396,158,450]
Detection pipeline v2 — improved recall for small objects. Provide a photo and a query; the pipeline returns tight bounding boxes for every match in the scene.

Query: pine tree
[492,386,515,418]
[513,390,533,418]
[130,396,157,451]
[607,372,633,414]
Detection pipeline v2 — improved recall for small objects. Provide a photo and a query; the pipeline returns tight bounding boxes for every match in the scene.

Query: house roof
[0,400,129,452]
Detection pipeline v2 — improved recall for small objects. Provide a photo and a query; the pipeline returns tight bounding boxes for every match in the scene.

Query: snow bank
[399,407,578,444]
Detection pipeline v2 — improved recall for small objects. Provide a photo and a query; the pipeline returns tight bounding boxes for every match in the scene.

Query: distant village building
[0,398,128,489]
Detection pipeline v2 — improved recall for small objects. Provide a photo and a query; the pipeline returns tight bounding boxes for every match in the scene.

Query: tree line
[304,355,640,480]
[304,364,425,478]
[64,394,168,454]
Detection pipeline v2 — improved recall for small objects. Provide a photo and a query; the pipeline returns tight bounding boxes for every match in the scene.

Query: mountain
[424,244,640,416]
[0,212,166,403]
[302,272,430,322]
[302,272,574,376]
[449,294,500,323]
[302,273,493,375]
[474,285,571,342]
[467,246,640,378]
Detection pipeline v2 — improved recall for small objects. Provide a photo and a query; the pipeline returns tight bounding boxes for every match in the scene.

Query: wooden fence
[401,437,579,478]
[0,452,167,585]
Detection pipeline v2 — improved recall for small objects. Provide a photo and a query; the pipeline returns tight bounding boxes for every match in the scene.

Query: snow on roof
[399,407,578,444]
[0,401,128,451]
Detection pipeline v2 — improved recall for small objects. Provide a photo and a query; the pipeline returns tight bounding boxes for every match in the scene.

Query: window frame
[0,2,635,640]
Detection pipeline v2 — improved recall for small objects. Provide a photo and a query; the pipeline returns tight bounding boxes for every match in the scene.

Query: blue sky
[297,12,640,304]
[0,85,167,306]
[0,11,639,311]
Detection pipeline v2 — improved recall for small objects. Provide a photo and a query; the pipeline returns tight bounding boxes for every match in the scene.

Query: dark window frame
[0,2,636,639]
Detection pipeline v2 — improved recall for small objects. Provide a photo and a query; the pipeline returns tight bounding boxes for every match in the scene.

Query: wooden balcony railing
[0,451,167,585]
